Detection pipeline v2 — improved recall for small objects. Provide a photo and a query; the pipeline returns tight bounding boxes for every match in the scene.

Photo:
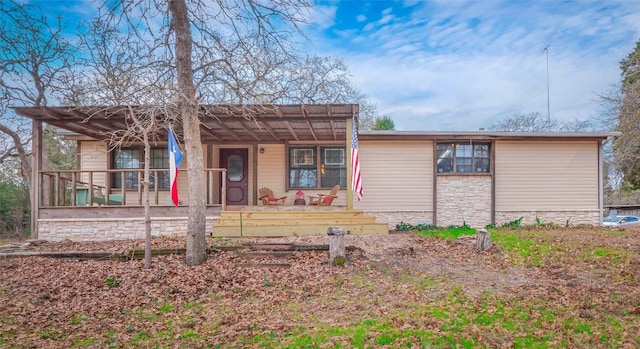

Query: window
[289,146,346,188]
[111,147,170,189]
[437,142,490,173]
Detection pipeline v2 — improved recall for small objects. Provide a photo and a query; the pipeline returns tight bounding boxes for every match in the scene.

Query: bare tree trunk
[143,131,152,268]
[169,0,207,266]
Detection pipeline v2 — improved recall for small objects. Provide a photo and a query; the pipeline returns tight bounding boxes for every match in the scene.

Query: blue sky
[29,0,640,131]
[306,0,640,131]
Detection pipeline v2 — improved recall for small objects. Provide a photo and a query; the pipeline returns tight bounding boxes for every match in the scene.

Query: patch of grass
[41,329,64,340]
[105,275,121,288]
[158,303,174,314]
[178,331,201,340]
[417,226,476,240]
[418,277,439,289]
[74,337,96,347]
[130,331,151,344]
[491,230,552,266]
[584,248,629,264]
[183,300,205,312]
[69,315,87,325]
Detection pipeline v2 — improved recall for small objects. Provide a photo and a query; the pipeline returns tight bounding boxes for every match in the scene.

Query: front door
[220,148,248,205]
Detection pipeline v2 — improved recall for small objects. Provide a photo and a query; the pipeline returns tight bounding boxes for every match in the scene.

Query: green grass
[241,291,593,348]
[490,229,553,266]
[584,248,630,264]
[416,226,476,239]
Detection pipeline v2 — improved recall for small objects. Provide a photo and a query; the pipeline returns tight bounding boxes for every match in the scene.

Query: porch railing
[39,169,227,209]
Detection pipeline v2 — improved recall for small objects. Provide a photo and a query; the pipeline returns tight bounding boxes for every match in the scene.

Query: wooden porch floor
[212,206,389,237]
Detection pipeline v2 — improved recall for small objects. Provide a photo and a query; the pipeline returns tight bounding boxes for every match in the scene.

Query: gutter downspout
[598,138,609,226]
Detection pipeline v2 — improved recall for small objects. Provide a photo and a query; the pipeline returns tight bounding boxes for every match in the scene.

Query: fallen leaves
[0,230,639,347]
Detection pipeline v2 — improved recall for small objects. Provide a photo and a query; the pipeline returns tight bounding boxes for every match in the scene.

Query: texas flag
[168,127,183,207]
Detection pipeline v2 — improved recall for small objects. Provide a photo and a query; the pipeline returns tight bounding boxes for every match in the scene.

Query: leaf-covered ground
[1,228,639,348]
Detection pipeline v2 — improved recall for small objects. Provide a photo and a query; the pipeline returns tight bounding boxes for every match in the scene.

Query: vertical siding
[354,140,433,211]
[495,140,599,211]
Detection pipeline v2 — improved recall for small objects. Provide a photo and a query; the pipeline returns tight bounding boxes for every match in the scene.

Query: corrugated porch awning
[13,104,358,143]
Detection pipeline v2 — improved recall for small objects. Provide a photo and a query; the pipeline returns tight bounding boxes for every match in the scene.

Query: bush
[0,181,30,239]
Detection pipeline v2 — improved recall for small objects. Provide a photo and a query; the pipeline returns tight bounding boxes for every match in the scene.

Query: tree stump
[476,228,492,251]
[327,227,346,265]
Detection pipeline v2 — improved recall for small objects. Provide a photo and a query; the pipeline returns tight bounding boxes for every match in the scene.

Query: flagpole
[346,117,354,211]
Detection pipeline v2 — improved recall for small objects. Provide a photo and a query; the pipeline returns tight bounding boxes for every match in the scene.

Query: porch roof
[13,104,358,144]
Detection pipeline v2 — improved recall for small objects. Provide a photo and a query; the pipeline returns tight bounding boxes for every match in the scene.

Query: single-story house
[14,104,616,241]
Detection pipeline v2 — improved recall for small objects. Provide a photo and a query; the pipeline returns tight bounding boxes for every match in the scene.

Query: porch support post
[252,143,258,205]
[346,117,353,210]
[31,120,42,239]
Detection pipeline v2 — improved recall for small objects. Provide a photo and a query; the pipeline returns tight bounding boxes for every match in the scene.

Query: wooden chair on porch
[308,184,340,206]
[259,187,287,206]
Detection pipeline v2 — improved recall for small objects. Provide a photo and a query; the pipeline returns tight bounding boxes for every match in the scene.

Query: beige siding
[79,141,108,188]
[495,140,599,211]
[354,140,433,211]
[256,144,289,204]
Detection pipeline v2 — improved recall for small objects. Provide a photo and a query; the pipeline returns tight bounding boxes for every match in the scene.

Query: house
[14,104,616,241]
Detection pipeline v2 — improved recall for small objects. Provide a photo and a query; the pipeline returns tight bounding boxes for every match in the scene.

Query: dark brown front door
[220,148,248,205]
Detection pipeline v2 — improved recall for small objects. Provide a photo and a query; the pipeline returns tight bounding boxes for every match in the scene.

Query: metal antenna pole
[542,45,551,128]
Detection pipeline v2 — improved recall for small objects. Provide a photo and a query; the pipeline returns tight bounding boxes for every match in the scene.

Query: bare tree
[489,112,596,132]
[613,40,640,190]
[93,0,310,266]
[0,3,76,166]
[106,105,174,268]
[0,0,77,238]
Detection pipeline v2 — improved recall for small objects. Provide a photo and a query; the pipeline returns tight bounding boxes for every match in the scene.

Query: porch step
[212,210,388,237]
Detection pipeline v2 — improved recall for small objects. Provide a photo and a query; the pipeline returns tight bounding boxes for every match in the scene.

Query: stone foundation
[38,217,218,242]
[364,210,433,230]
[495,211,600,226]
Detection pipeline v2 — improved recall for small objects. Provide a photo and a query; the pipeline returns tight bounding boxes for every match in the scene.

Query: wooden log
[0,251,126,261]
[125,247,187,260]
[292,244,329,251]
[328,227,346,266]
[476,229,492,251]
[236,263,290,268]
[236,251,293,259]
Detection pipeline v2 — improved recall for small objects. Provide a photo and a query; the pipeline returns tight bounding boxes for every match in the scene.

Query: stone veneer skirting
[37,210,601,242]
[364,210,433,230]
[38,217,218,242]
[495,210,601,226]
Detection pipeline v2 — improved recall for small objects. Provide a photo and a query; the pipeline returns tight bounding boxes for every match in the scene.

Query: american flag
[351,118,363,201]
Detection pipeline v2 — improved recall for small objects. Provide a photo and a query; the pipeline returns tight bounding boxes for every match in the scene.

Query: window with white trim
[437,142,490,173]
[288,146,346,188]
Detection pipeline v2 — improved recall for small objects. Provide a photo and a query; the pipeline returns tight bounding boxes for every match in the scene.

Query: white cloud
[308,0,640,131]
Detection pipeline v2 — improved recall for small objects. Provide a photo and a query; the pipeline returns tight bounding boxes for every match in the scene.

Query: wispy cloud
[309,0,640,130]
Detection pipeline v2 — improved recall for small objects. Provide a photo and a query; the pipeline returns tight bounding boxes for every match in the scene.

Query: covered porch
[14,104,382,240]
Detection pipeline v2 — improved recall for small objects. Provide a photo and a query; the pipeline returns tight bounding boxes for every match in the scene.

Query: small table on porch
[294,199,306,205]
